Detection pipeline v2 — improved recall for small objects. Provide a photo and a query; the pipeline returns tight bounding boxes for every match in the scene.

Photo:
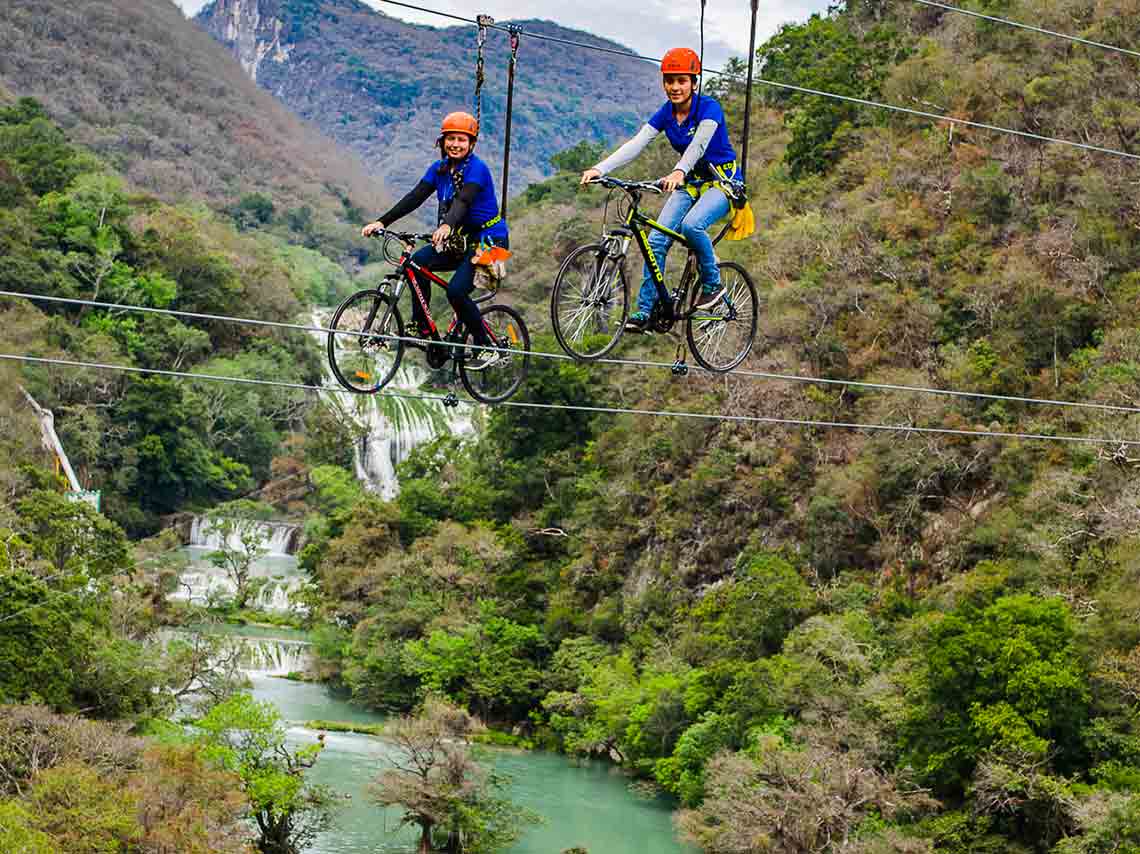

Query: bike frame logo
[405,265,438,329]
[636,228,665,284]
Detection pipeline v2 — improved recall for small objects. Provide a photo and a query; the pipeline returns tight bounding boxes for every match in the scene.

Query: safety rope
[473,13,494,126]
[7,290,1140,417]
[500,25,521,219]
[740,0,759,182]
[698,0,706,101]
[5,352,1140,449]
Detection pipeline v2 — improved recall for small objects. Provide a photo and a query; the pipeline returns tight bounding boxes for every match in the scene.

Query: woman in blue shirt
[363,111,508,370]
[581,48,739,333]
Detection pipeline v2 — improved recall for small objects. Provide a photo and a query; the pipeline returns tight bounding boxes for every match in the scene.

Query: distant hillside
[0,0,387,259]
[197,0,660,199]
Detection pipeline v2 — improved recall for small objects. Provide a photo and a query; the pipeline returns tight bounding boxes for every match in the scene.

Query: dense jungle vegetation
[6,0,1140,851]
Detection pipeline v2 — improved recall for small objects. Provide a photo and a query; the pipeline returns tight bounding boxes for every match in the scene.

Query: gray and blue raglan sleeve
[592,124,660,175]
[672,119,719,177]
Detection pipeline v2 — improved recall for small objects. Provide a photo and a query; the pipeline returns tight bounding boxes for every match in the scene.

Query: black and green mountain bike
[550,176,758,372]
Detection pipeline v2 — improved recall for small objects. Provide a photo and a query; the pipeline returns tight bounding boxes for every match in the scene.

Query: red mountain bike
[327,229,530,404]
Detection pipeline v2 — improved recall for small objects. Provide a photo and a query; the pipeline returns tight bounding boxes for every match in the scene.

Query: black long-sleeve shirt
[378,180,482,229]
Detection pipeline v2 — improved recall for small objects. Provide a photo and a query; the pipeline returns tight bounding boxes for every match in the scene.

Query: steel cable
[5,289,1140,416]
[4,351,1140,448]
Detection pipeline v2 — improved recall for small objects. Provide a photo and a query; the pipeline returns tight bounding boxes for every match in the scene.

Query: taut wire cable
[4,352,1140,449]
[5,289,1140,417]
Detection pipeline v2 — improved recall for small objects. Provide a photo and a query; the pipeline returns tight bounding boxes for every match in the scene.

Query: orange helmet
[661,47,701,76]
[440,111,479,140]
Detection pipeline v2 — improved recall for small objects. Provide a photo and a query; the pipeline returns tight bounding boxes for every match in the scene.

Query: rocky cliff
[197,0,661,202]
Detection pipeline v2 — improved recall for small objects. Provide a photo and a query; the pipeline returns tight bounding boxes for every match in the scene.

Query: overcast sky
[174,0,829,67]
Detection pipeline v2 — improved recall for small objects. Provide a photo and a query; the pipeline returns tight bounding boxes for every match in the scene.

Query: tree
[164,628,251,714]
[14,489,131,577]
[402,612,546,721]
[755,14,906,176]
[129,744,252,854]
[371,697,537,853]
[0,571,83,707]
[203,500,275,609]
[684,550,814,663]
[0,799,54,854]
[197,694,332,854]
[677,737,937,853]
[24,762,142,854]
[903,595,1089,795]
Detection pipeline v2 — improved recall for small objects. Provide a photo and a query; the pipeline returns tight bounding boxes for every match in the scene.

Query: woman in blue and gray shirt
[581,47,739,333]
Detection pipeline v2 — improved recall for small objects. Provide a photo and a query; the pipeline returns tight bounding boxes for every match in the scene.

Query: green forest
[5,0,1140,852]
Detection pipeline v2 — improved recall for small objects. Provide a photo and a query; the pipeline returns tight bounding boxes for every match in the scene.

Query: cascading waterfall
[188,516,299,557]
[317,310,474,498]
[239,636,313,677]
[172,517,307,613]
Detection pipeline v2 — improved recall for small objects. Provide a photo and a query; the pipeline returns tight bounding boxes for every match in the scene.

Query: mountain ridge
[196,0,662,199]
[0,0,387,260]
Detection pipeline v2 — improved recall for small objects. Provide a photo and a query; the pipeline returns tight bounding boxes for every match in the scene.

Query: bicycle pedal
[442,391,460,409]
[671,359,689,377]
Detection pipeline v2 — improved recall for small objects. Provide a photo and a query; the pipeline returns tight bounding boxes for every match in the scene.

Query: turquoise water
[247,672,694,854]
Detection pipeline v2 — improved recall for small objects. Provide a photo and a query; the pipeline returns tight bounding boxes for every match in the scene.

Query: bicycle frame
[378,244,496,348]
[614,193,723,325]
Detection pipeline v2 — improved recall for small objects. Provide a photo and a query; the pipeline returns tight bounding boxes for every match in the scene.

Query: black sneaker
[695,285,726,310]
[625,311,652,334]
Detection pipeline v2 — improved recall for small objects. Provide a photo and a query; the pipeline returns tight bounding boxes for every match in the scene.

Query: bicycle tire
[550,243,629,361]
[458,304,531,404]
[327,289,405,393]
[685,261,758,373]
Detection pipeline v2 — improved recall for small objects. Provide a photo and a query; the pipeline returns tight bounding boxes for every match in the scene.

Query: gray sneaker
[465,347,502,372]
[695,284,726,310]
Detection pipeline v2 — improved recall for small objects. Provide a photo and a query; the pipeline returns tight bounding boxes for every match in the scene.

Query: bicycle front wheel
[458,304,531,404]
[685,261,758,373]
[327,289,405,393]
[551,243,629,361]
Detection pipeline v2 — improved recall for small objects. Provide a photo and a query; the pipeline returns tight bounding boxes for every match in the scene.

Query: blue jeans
[410,236,508,345]
[637,187,730,315]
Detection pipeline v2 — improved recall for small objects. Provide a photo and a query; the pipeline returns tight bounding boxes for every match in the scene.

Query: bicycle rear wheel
[458,304,530,404]
[551,243,629,361]
[685,261,758,373]
[327,289,405,393]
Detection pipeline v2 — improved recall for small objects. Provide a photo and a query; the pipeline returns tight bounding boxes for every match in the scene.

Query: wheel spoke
[328,292,403,393]
[686,265,757,372]
[553,246,627,360]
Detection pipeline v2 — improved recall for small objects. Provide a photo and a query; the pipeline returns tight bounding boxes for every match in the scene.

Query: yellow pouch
[726,201,755,241]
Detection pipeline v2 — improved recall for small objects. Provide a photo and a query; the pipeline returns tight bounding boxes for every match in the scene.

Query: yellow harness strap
[682,161,755,241]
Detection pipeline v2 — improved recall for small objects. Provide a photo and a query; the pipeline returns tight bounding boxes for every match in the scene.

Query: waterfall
[169,561,307,615]
[188,516,299,557]
[159,629,312,684]
[317,310,474,498]
[239,637,312,677]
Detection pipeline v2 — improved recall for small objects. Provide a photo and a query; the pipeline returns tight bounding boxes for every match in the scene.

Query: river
[218,628,694,854]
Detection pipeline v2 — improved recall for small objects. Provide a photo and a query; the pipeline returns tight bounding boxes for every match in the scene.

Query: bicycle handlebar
[368,227,435,243]
[586,176,665,195]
